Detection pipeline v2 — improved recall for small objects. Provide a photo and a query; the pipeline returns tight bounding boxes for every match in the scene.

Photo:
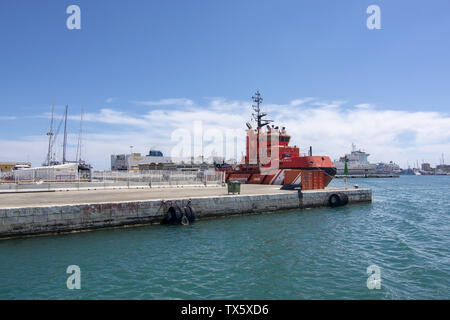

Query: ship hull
[224,167,336,190]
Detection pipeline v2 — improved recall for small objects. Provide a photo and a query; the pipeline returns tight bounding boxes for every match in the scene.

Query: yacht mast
[45,98,55,166]
[76,107,84,164]
[62,105,68,164]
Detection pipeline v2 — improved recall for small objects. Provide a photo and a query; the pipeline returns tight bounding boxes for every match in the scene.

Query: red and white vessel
[216,91,336,190]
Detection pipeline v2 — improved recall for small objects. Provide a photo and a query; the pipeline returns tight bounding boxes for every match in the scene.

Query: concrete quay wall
[0,188,371,239]
[300,188,372,208]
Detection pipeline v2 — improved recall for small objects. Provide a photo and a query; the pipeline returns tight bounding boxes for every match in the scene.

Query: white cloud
[131,98,194,107]
[290,98,314,106]
[1,97,449,170]
[106,97,118,104]
[354,103,372,109]
[82,109,149,127]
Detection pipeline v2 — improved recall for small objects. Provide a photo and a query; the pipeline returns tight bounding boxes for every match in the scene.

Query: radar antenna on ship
[252,90,273,129]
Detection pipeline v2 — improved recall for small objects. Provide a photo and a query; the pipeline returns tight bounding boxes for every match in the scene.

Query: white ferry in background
[335,144,376,175]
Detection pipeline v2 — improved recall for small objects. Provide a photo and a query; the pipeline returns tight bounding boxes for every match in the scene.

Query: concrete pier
[0,185,371,239]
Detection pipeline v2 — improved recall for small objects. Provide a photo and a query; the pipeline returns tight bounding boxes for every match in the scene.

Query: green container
[227,181,241,194]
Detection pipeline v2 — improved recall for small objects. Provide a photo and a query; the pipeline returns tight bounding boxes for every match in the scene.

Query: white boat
[335,144,376,175]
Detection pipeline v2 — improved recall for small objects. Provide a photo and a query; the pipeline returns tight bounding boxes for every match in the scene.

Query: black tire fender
[162,206,183,224]
[184,206,196,222]
[173,206,183,222]
[161,207,174,224]
[328,193,349,207]
[328,194,341,207]
[338,193,349,206]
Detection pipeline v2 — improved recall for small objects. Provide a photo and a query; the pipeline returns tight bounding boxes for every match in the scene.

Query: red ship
[216,91,336,190]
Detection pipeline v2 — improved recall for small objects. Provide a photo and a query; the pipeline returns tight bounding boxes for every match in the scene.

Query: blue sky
[0,0,449,169]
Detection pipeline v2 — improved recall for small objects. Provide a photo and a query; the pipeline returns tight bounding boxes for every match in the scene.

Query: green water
[0,176,449,299]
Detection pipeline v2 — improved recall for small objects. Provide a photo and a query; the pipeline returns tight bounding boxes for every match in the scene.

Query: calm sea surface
[0,176,449,299]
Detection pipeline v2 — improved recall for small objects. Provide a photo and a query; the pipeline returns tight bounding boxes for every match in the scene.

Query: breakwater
[0,185,371,239]
[335,174,399,178]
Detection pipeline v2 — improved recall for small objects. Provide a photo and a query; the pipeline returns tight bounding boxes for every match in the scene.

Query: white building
[111,153,142,171]
[111,150,173,171]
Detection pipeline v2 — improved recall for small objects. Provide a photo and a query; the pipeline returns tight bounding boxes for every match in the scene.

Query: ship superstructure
[335,144,376,175]
[216,91,336,190]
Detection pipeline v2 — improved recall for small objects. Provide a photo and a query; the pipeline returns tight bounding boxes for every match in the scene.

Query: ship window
[149,150,163,157]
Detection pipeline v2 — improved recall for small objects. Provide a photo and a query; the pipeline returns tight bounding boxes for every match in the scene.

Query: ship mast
[252,90,272,129]
[251,90,272,166]
[76,107,84,164]
[45,98,55,166]
[62,105,68,164]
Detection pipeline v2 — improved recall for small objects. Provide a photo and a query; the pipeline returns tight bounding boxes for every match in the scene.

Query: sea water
[0,175,449,299]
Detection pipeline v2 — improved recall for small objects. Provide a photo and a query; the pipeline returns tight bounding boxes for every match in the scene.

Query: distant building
[112,150,177,171]
[111,150,222,171]
[376,161,401,174]
[421,163,432,172]
[111,153,142,171]
[398,168,415,175]
[205,156,225,165]
[436,164,450,173]
[139,150,172,166]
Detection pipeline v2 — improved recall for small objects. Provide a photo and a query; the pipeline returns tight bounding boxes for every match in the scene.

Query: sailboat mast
[76,107,84,164]
[62,105,68,164]
[45,98,55,166]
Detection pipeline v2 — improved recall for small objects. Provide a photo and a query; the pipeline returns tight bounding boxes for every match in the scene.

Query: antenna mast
[46,98,55,166]
[252,90,272,129]
[251,90,273,167]
[62,105,68,164]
